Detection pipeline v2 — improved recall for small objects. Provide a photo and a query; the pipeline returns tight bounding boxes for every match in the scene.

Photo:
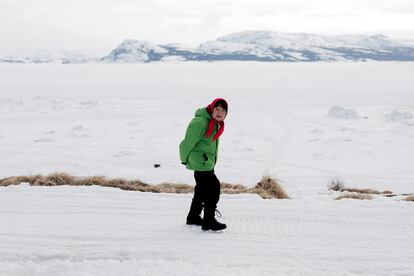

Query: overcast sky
[1,0,414,56]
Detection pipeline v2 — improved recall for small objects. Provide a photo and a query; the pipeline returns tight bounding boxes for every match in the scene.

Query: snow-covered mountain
[0,52,95,64]
[101,31,414,62]
[101,39,169,63]
[2,31,414,63]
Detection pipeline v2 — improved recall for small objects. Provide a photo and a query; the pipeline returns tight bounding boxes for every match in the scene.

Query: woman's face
[212,106,227,122]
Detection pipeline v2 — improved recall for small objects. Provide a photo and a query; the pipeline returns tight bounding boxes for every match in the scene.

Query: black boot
[202,209,226,231]
[186,214,203,226]
[201,218,227,231]
[186,202,203,226]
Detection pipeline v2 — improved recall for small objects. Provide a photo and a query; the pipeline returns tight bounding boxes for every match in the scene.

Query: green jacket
[179,107,219,171]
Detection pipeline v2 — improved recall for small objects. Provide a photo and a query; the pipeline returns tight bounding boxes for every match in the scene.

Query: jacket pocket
[203,153,215,170]
[188,151,215,170]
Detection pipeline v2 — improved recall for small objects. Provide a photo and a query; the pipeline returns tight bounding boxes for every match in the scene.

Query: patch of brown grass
[342,188,381,194]
[335,193,373,200]
[405,195,414,202]
[328,179,392,195]
[152,183,194,194]
[253,176,289,199]
[45,172,76,185]
[0,176,25,186]
[0,175,44,186]
[77,175,108,186]
[1,173,287,199]
[220,182,250,194]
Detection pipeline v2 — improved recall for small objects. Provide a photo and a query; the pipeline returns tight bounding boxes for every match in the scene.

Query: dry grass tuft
[77,175,108,186]
[382,190,393,195]
[405,195,414,202]
[335,193,373,200]
[0,176,26,186]
[328,179,392,195]
[105,178,149,192]
[342,188,381,194]
[328,179,345,191]
[153,183,194,194]
[254,176,289,199]
[220,182,250,194]
[45,172,76,185]
[0,175,44,186]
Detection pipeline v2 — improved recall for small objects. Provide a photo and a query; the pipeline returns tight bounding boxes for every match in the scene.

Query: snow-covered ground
[1,184,413,276]
[1,62,414,275]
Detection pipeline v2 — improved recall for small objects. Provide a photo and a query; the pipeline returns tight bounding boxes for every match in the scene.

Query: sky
[1,0,414,56]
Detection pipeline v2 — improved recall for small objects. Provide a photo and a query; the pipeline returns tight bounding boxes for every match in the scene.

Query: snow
[1,62,414,275]
[327,106,361,119]
[384,108,413,123]
[1,184,413,276]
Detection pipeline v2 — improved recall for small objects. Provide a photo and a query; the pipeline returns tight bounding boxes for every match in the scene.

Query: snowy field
[1,184,413,276]
[1,62,414,275]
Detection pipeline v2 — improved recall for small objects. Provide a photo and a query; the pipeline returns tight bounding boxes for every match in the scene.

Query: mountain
[2,31,414,63]
[100,39,169,63]
[100,40,199,63]
[101,31,414,63]
[0,52,95,64]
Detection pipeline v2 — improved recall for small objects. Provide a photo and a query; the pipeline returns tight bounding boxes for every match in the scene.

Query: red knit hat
[205,98,228,141]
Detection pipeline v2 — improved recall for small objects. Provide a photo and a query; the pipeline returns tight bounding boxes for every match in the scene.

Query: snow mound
[384,109,413,122]
[327,106,360,119]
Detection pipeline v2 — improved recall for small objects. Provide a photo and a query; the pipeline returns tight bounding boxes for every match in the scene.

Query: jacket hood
[195,107,211,120]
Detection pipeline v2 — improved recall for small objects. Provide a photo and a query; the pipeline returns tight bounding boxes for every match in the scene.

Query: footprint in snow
[43,130,55,135]
[79,100,99,106]
[70,124,88,131]
[126,121,141,126]
[66,125,91,138]
[312,153,336,159]
[35,137,54,143]
[113,151,136,157]
[307,138,321,143]
[309,129,324,134]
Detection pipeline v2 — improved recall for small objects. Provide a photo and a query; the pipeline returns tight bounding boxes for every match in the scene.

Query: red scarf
[205,98,227,141]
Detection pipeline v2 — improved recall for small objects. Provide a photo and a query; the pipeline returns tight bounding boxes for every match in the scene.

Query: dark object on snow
[186,215,203,226]
[154,164,161,168]
[385,193,414,198]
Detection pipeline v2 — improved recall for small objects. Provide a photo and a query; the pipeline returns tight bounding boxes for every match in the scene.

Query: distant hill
[101,31,414,63]
[2,31,414,63]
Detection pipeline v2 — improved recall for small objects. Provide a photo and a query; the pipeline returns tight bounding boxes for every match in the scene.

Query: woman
[179,98,228,231]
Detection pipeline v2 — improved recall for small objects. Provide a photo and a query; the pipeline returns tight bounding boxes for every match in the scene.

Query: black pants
[188,170,221,220]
